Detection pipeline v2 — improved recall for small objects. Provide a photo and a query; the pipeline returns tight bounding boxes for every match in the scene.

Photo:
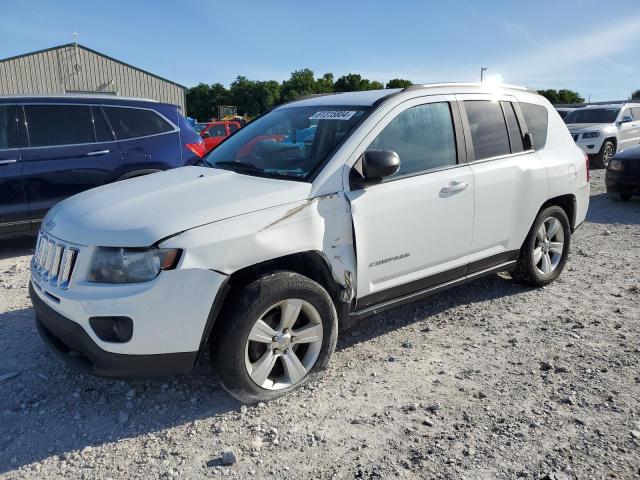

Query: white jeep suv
[30,84,590,403]
[565,102,640,168]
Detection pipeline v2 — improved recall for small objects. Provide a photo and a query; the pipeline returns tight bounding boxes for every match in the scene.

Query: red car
[200,121,241,154]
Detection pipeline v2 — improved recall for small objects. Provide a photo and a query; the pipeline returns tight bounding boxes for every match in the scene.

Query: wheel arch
[200,251,349,354]
[541,194,577,231]
[604,137,617,150]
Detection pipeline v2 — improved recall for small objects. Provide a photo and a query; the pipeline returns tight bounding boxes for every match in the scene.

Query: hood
[44,166,312,246]
[566,123,612,132]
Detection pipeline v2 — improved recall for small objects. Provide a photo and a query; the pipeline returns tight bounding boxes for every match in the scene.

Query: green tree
[334,74,383,92]
[537,88,584,105]
[280,69,318,103]
[386,78,413,89]
[185,83,230,120]
[631,89,640,100]
[315,73,334,94]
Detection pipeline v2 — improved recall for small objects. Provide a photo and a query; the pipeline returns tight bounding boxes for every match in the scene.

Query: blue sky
[1,0,639,101]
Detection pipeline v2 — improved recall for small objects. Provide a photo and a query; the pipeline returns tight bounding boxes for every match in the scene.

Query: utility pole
[480,67,488,82]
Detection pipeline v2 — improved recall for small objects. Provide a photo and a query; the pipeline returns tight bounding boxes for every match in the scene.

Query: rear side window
[24,105,95,147]
[464,100,511,160]
[92,107,114,142]
[103,107,174,140]
[368,102,457,177]
[520,103,549,150]
[229,123,239,133]
[501,101,524,153]
[0,106,20,149]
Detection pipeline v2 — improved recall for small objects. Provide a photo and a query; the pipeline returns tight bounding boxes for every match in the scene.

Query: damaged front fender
[160,193,357,300]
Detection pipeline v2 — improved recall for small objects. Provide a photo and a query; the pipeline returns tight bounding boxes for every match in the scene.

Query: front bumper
[605,171,640,194]
[573,136,604,155]
[31,282,198,377]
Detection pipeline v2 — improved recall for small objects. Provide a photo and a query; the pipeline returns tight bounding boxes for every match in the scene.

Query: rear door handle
[86,150,110,156]
[0,159,17,165]
[441,181,469,194]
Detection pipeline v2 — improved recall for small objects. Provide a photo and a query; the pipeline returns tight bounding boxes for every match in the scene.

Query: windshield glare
[564,108,620,124]
[203,106,369,180]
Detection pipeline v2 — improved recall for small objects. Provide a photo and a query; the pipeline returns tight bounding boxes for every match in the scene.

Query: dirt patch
[1,170,639,479]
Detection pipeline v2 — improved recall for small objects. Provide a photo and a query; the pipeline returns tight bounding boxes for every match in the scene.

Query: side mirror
[201,131,211,138]
[620,115,633,124]
[351,149,400,188]
[523,132,534,150]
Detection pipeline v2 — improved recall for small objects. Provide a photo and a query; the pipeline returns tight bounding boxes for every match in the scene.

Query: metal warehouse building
[0,43,186,110]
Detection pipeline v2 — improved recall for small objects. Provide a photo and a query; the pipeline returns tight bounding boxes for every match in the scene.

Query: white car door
[617,107,637,151]
[345,96,475,309]
[457,95,548,269]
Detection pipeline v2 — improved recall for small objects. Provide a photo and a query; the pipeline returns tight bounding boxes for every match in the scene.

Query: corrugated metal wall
[0,45,186,110]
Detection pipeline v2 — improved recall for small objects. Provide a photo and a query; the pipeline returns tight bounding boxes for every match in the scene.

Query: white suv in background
[30,83,589,403]
[565,102,640,168]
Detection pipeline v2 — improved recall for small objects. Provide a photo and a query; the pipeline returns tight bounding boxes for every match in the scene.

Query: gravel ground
[1,170,639,479]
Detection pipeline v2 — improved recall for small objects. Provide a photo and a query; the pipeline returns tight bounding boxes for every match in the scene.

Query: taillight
[186,142,206,158]
[584,151,590,182]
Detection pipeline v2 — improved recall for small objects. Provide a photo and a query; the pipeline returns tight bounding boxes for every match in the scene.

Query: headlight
[607,159,623,172]
[581,131,600,139]
[88,247,181,283]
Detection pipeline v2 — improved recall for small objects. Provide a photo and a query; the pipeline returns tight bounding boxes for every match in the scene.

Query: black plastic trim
[196,276,230,356]
[351,250,519,319]
[30,282,197,378]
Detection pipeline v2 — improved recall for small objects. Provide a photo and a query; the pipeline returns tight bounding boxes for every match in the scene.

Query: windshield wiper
[212,160,263,172]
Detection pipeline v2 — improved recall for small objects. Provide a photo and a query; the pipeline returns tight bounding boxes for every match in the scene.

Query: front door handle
[441,181,469,194]
[86,149,110,156]
[0,159,17,165]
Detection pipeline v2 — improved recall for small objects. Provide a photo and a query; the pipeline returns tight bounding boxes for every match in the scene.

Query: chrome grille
[33,232,78,289]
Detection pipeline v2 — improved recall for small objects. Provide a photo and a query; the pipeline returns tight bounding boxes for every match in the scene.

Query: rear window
[207,125,227,137]
[464,100,511,160]
[24,105,95,147]
[0,105,19,149]
[520,103,549,150]
[103,107,174,140]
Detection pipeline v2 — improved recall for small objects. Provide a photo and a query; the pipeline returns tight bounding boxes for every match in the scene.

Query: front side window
[564,108,619,124]
[632,108,640,121]
[0,106,19,149]
[103,107,174,140]
[24,105,94,147]
[520,103,549,150]
[368,102,457,176]
[204,106,370,180]
[464,100,511,160]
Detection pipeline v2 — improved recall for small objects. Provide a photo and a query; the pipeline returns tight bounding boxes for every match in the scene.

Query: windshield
[203,106,370,180]
[564,108,620,124]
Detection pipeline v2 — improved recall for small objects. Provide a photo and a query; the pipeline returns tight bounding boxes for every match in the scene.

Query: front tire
[607,188,632,202]
[513,206,571,286]
[212,272,338,404]
[594,140,615,169]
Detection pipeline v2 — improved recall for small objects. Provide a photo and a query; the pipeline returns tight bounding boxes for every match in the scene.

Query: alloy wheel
[244,299,323,390]
[533,217,565,276]
[602,144,614,167]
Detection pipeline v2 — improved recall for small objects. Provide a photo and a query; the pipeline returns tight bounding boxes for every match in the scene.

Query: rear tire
[593,140,615,169]
[513,206,571,286]
[212,272,338,404]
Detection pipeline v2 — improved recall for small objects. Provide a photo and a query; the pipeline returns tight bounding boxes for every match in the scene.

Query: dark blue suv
[0,95,204,238]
